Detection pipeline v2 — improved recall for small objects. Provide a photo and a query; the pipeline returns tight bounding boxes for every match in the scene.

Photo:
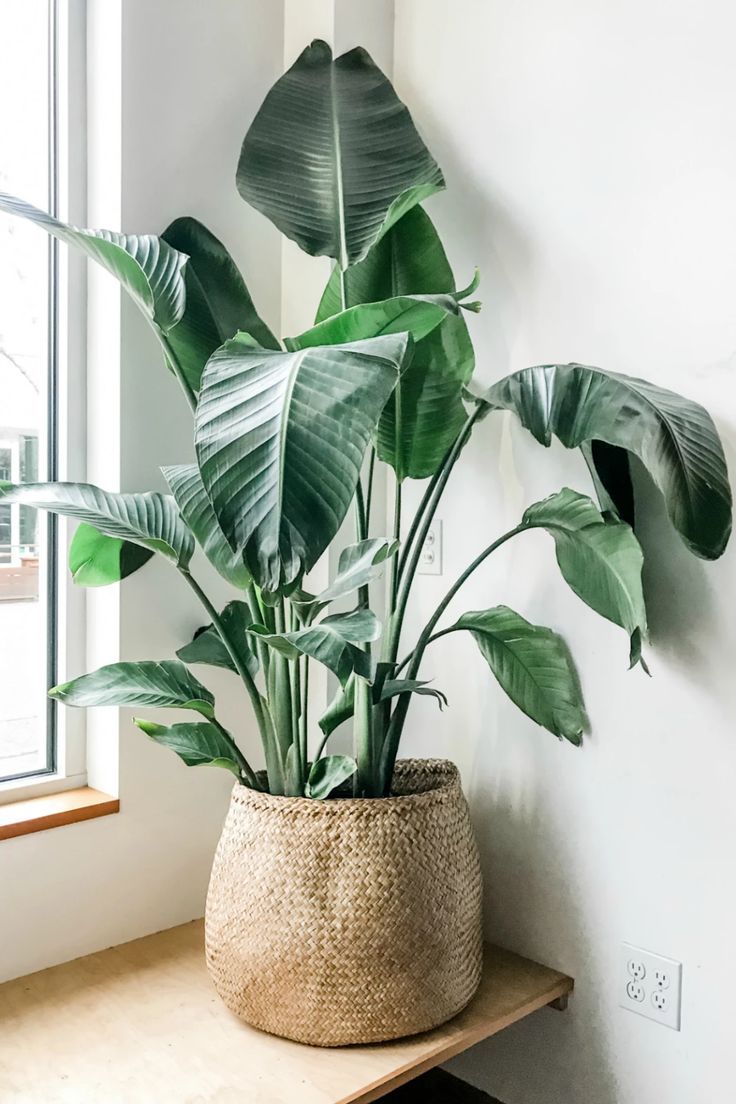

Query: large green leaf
[49,660,215,717]
[0,193,187,332]
[316,208,450,321]
[521,488,647,665]
[162,464,250,588]
[305,755,357,799]
[285,294,458,352]
[236,40,444,266]
[195,332,407,593]
[319,674,446,738]
[161,216,278,391]
[453,607,586,744]
[377,316,474,480]
[176,601,258,678]
[0,482,194,567]
[295,537,398,618]
[69,523,154,587]
[133,719,242,778]
[318,206,475,479]
[483,363,732,560]
[250,609,379,685]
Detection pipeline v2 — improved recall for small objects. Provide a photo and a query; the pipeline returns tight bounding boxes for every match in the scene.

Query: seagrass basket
[205,758,483,1046]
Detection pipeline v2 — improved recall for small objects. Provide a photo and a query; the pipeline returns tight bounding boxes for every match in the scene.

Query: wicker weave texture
[205,759,483,1046]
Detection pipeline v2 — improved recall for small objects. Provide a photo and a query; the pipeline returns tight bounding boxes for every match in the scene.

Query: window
[0,1,60,783]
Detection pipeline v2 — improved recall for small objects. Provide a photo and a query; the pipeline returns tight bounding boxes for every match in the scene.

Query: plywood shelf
[0,920,573,1104]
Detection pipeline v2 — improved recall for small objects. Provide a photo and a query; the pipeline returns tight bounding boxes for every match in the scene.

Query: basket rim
[228,757,462,816]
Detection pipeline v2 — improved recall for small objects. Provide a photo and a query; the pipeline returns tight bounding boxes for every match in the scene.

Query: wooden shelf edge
[344,973,574,1104]
[0,786,119,840]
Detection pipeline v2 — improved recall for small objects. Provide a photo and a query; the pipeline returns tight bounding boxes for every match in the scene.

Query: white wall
[393,3,736,1102]
[0,0,283,982]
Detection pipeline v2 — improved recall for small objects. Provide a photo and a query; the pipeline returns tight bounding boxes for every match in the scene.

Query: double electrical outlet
[620,943,682,1030]
[417,519,443,575]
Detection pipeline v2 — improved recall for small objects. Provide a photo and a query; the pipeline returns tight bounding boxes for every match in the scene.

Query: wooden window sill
[0,786,119,840]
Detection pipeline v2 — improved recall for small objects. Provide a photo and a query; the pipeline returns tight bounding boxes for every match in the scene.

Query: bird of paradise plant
[0,41,730,798]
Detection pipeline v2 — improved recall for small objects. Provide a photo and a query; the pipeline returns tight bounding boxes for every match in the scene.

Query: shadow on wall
[448,756,621,1104]
[634,451,733,691]
[439,418,736,1104]
[419,128,537,387]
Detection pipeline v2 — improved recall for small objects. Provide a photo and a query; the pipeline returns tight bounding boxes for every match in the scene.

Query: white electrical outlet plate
[620,943,682,1030]
[417,519,442,575]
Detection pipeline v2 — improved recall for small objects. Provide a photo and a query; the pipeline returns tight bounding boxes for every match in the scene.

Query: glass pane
[0,1,54,780]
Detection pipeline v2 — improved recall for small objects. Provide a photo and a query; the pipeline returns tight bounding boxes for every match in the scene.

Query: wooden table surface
[0,920,573,1104]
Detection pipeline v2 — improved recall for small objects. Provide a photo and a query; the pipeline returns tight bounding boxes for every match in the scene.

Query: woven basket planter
[205,758,483,1046]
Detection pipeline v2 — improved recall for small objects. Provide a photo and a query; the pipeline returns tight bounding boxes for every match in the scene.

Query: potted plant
[0,40,730,1046]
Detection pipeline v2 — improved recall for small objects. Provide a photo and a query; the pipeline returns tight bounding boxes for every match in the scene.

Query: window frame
[0,0,87,801]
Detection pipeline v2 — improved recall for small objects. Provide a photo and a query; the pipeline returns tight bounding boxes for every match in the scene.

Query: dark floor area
[386,1068,503,1102]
